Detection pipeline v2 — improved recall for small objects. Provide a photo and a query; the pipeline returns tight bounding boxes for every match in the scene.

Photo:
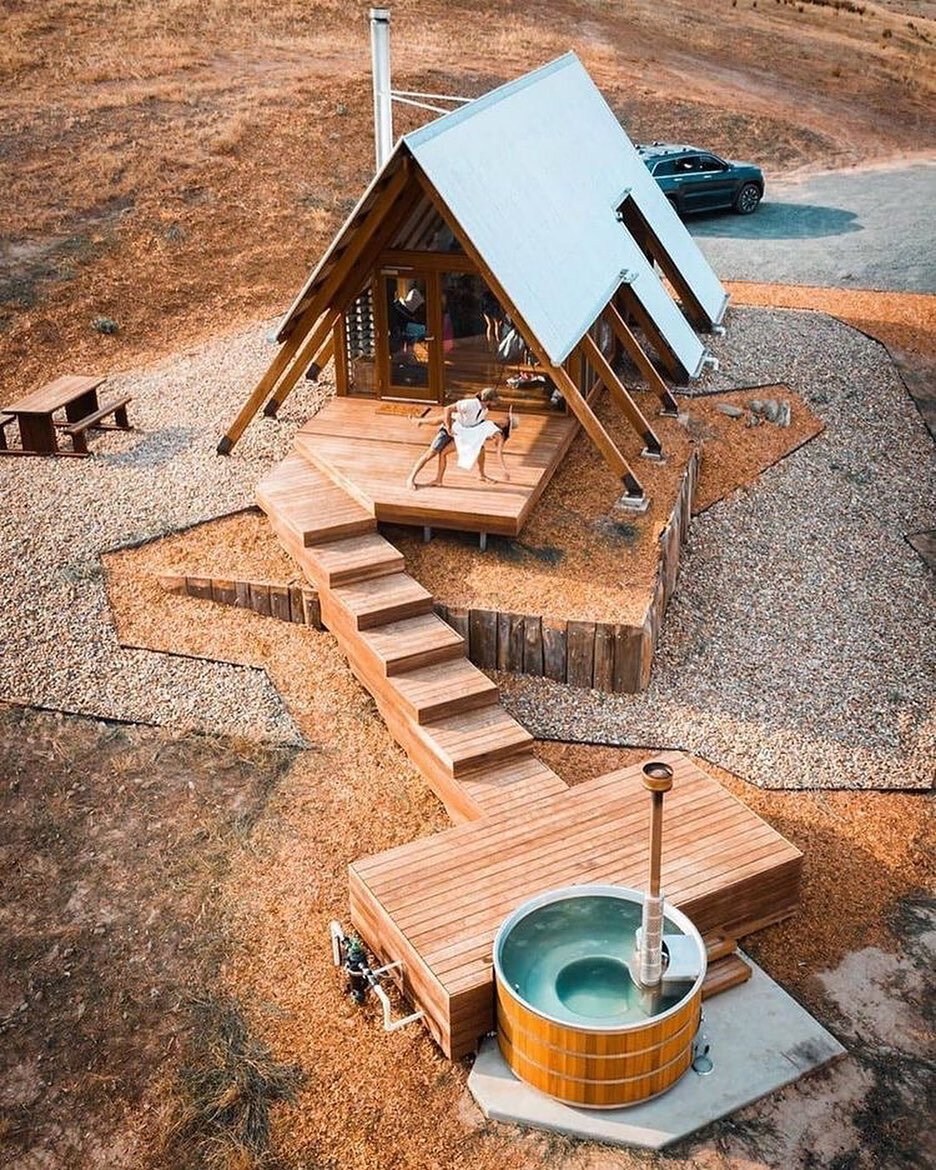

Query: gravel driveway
[691,159,936,294]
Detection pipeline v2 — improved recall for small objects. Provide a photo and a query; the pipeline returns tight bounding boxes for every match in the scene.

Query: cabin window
[344,286,377,395]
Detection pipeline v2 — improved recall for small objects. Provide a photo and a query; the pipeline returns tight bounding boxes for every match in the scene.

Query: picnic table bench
[0,375,132,456]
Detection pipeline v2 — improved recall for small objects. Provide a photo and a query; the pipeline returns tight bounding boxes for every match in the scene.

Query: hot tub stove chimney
[635,760,674,988]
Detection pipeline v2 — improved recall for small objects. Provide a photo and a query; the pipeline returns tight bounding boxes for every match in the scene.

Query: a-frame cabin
[224,53,727,518]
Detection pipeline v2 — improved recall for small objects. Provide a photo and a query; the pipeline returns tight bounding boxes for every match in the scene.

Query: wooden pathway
[257,452,567,824]
[257,434,803,1057]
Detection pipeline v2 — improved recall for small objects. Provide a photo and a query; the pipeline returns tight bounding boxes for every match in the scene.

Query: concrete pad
[467,957,846,1150]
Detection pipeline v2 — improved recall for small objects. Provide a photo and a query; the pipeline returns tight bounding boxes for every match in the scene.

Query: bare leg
[496,432,511,482]
[405,447,438,490]
[477,447,496,483]
[432,445,451,486]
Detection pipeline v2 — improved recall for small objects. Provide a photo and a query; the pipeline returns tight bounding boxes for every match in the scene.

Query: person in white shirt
[405,388,513,490]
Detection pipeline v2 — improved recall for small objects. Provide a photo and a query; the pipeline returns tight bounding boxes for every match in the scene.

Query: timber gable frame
[221,53,729,507]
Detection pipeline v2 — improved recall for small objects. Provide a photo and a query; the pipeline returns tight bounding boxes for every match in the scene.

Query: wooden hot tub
[493,885,706,1108]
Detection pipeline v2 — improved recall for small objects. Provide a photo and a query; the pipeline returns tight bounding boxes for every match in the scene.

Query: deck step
[302,533,404,588]
[701,954,752,999]
[459,756,569,819]
[418,705,534,778]
[390,659,499,725]
[329,572,434,631]
[257,453,374,546]
[358,613,466,676]
[703,933,738,964]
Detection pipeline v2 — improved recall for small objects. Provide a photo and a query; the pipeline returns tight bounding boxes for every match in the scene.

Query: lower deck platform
[349,751,803,1058]
[295,397,579,536]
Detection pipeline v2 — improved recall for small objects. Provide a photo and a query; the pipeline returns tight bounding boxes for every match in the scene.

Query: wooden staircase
[256,449,771,1051]
[257,454,567,823]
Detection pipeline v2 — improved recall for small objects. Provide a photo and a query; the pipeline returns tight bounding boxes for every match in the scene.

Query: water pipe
[329,920,425,1033]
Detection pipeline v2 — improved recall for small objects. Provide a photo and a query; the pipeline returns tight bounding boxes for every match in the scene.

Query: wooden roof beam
[282,156,412,341]
[616,286,686,383]
[617,198,711,330]
[262,181,429,418]
[217,304,326,453]
[218,160,421,452]
[577,332,663,457]
[263,326,337,418]
[603,303,680,416]
[542,361,646,499]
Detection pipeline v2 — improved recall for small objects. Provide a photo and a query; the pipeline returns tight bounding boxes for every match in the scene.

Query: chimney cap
[641,759,674,793]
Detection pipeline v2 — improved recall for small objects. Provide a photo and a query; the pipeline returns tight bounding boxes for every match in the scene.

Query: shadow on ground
[690,202,861,240]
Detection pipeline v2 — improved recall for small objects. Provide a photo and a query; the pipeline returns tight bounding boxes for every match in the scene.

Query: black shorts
[430,426,453,453]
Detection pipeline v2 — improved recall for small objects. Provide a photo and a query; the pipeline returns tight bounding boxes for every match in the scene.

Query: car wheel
[734,183,761,215]
[666,195,680,216]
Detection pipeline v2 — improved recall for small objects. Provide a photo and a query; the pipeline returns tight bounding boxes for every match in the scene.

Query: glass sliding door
[381,271,436,402]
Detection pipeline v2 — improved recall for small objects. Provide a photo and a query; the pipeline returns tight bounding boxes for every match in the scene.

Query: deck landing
[292,397,578,536]
[349,751,803,1058]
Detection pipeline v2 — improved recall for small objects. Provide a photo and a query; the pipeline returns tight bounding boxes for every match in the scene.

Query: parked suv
[637,143,764,216]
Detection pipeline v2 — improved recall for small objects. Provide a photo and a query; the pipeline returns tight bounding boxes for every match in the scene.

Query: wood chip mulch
[102,557,934,1170]
[390,387,822,624]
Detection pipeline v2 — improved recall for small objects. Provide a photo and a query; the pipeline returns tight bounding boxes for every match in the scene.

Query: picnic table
[0,375,131,456]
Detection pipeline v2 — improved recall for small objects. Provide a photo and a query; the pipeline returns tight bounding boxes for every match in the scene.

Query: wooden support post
[216,305,324,453]
[263,331,336,418]
[578,332,662,456]
[264,335,334,417]
[604,304,680,415]
[617,199,711,329]
[262,310,340,418]
[542,362,645,497]
[617,287,684,383]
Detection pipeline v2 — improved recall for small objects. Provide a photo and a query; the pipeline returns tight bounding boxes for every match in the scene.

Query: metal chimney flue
[636,760,674,988]
[369,8,393,170]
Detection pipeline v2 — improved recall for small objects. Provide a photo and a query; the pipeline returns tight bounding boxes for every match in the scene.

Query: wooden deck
[290,397,579,536]
[256,432,802,1061]
[349,751,803,1058]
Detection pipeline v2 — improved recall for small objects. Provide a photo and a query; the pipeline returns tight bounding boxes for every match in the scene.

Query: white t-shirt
[452,397,485,428]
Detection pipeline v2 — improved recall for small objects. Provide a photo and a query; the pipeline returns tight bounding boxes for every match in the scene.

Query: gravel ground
[502,307,935,790]
[2,306,932,787]
[0,321,333,745]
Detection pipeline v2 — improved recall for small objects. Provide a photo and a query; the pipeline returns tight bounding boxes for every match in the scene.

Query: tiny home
[225,53,727,505]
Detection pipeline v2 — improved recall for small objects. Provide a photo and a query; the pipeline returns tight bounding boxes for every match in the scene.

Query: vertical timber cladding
[496,982,702,1107]
[446,447,698,691]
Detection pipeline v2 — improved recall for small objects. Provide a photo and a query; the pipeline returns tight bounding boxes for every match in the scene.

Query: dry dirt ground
[2,0,935,404]
[2,3,934,1169]
[1,696,932,1170]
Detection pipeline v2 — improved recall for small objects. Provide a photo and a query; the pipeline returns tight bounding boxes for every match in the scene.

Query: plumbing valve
[343,935,371,1004]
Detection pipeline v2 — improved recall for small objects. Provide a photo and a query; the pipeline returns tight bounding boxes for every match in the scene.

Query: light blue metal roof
[404,53,727,373]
